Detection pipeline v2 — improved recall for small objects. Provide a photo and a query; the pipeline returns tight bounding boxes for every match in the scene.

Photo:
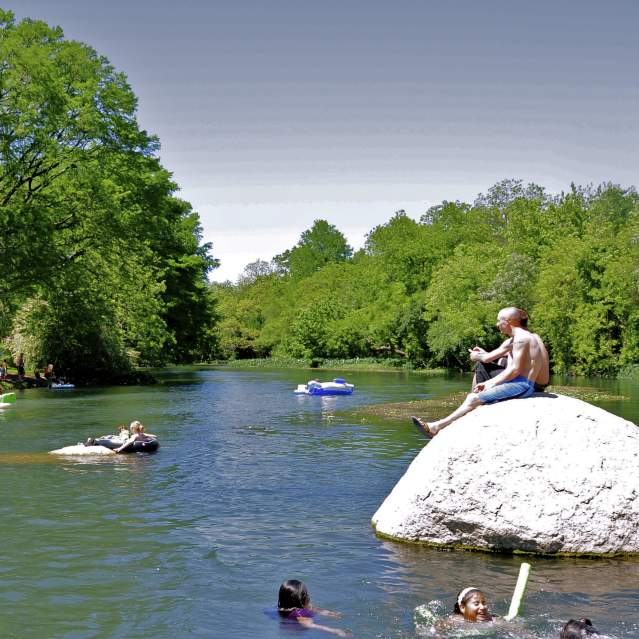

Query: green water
[0,368,637,638]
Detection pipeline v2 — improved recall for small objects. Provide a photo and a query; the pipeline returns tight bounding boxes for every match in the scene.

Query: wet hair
[517,308,529,328]
[453,587,482,614]
[560,619,598,639]
[278,579,310,614]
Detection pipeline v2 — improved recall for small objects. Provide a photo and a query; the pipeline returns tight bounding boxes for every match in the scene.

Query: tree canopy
[0,11,218,381]
[215,182,639,377]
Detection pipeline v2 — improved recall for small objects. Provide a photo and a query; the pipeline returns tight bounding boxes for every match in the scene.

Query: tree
[274,219,352,278]
[0,11,218,379]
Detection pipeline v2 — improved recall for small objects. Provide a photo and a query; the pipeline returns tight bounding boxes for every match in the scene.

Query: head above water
[129,420,144,433]
[560,619,598,639]
[453,587,492,622]
[278,579,310,611]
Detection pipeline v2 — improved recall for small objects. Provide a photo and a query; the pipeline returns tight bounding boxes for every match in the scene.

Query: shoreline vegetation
[3,10,639,387]
[211,356,447,374]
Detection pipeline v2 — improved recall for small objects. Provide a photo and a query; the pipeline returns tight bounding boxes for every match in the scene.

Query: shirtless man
[469,308,549,392]
[412,307,549,437]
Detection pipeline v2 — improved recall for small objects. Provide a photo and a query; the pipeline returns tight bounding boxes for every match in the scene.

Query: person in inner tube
[114,420,157,453]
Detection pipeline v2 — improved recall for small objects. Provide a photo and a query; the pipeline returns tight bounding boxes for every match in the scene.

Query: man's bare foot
[411,416,439,438]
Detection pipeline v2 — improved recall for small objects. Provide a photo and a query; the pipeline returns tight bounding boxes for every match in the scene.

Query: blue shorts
[478,376,535,405]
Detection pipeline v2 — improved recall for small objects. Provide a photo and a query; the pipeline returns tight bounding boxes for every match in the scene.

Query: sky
[7,1,639,281]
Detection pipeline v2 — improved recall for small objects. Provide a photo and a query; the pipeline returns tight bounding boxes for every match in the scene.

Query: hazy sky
[7,1,639,281]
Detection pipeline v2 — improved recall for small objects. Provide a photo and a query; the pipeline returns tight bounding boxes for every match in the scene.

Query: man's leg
[473,361,505,388]
[413,392,483,436]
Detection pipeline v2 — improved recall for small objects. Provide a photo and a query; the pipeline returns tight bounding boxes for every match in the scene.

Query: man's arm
[474,337,527,390]
[469,339,512,364]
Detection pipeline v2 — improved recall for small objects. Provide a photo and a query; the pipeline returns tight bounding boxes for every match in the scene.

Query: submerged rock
[50,444,115,456]
[372,394,639,555]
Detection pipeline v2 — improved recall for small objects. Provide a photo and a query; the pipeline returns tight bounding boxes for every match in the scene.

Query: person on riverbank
[0,360,6,380]
[44,363,56,383]
[560,619,598,638]
[114,421,156,453]
[412,307,550,437]
[16,353,25,381]
[277,579,350,636]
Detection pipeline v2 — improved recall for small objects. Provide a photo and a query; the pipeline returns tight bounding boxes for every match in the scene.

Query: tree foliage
[215,180,639,377]
[0,11,217,380]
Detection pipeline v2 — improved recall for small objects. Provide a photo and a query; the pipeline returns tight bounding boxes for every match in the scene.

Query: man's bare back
[518,330,549,386]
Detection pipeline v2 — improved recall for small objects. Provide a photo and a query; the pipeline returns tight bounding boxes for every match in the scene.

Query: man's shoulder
[512,329,532,344]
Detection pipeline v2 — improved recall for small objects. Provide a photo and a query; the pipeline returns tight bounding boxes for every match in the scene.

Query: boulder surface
[372,394,639,555]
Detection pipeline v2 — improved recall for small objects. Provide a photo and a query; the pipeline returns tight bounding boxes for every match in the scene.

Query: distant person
[44,363,57,382]
[412,307,549,437]
[0,360,6,380]
[16,353,25,381]
[85,424,130,448]
[277,579,350,636]
[114,421,156,453]
[560,619,598,638]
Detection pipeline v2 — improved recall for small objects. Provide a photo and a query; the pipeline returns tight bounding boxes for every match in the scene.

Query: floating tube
[50,383,75,389]
[294,378,355,396]
[0,392,17,408]
[117,438,159,453]
[51,438,159,455]
[504,562,531,621]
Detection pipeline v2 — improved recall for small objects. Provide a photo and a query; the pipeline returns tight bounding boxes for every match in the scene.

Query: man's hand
[469,346,486,362]
[473,380,493,393]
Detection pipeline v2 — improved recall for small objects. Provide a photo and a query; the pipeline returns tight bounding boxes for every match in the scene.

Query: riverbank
[211,356,447,375]
[0,370,156,392]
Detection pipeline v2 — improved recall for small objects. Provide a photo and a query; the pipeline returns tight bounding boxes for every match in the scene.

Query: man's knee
[465,392,481,407]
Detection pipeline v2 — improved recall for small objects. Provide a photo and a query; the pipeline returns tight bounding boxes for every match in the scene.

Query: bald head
[497,307,529,328]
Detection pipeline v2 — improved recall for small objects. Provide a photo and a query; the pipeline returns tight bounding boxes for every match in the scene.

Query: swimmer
[560,619,598,638]
[453,587,493,623]
[114,421,155,453]
[277,579,350,637]
[84,424,129,448]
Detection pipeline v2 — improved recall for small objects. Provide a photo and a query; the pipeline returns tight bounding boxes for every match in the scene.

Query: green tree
[274,219,352,279]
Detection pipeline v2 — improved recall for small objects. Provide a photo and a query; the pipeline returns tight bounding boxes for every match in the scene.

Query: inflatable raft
[0,392,16,408]
[294,378,354,396]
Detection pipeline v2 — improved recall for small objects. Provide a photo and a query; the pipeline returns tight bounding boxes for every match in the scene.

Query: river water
[1,368,638,638]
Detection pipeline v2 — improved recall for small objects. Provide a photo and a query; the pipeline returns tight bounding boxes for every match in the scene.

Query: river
[1,368,638,638]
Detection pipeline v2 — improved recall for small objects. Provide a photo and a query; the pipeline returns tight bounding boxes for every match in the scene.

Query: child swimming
[277,579,350,637]
[560,619,598,638]
[453,587,493,623]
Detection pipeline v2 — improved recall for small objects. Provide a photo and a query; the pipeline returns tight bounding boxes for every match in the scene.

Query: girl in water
[277,579,350,637]
[453,587,493,623]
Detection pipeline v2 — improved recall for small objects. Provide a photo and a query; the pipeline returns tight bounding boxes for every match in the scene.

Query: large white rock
[50,444,115,456]
[372,394,639,555]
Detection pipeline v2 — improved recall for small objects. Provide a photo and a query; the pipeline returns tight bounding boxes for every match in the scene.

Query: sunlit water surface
[1,368,638,638]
